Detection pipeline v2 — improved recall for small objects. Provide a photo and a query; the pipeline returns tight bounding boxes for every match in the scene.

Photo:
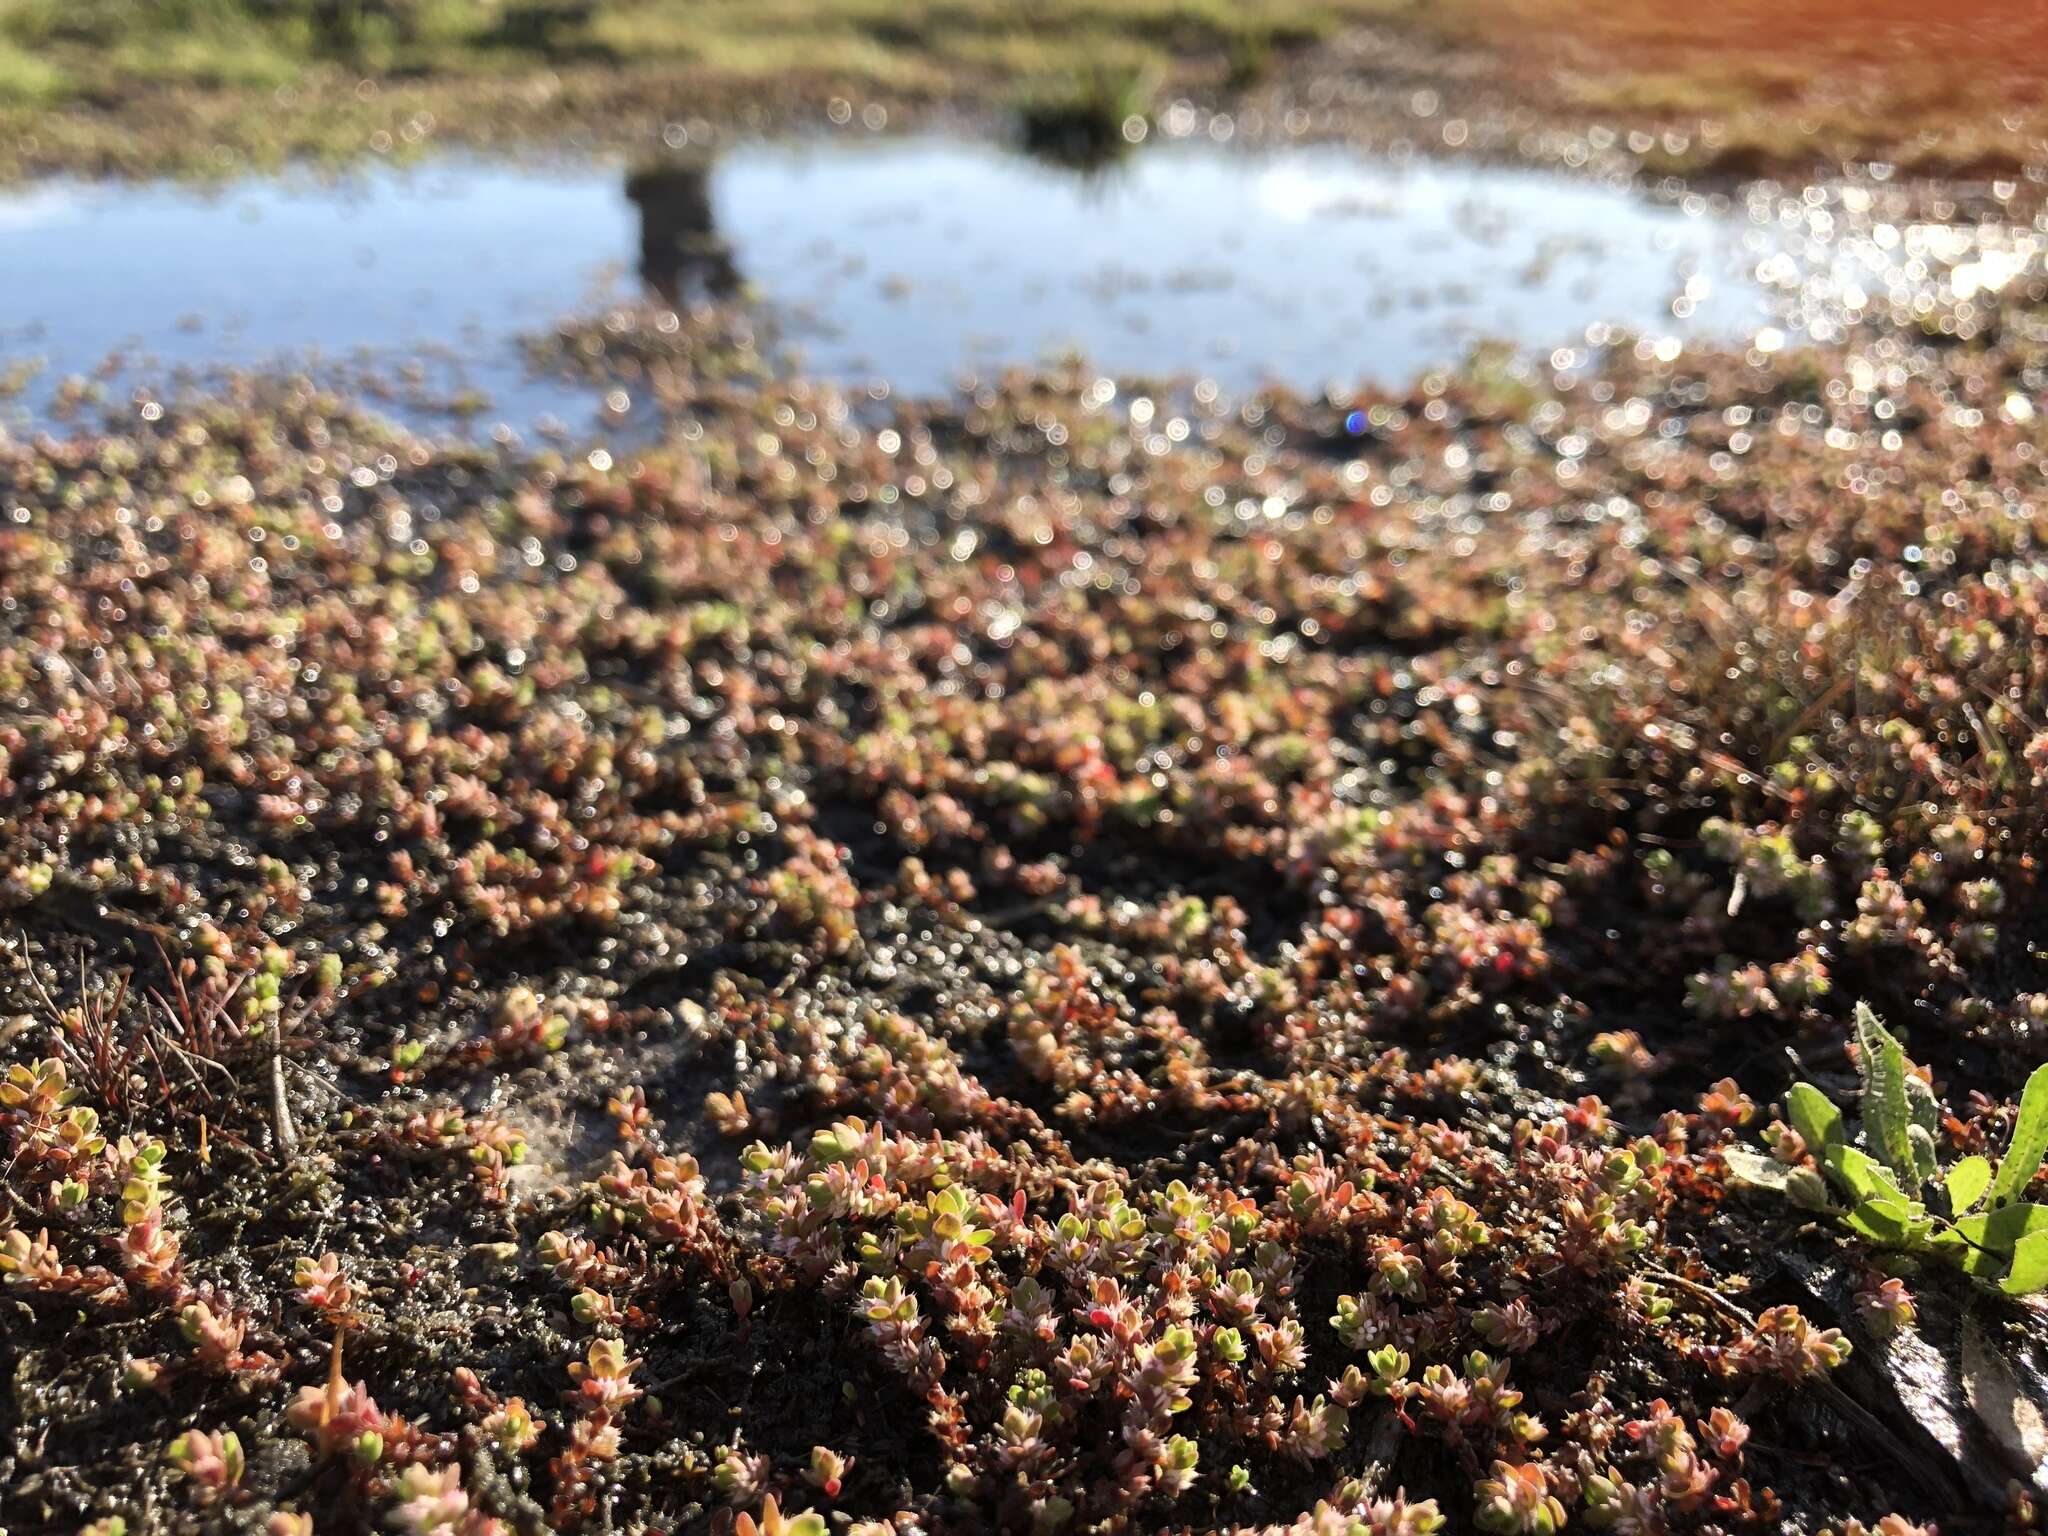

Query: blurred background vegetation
[1,0,2044,178]
[0,0,1394,102]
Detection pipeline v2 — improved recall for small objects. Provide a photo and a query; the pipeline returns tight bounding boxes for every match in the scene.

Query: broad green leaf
[1992,1062,2048,1208]
[1721,1146,1794,1193]
[1908,1125,1939,1185]
[1906,1070,1941,1139]
[1843,1195,1931,1247]
[1905,1076,1941,1182]
[1787,1081,1846,1159]
[1843,1199,1910,1244]
[2003,1229,2048,1295]
[1959,1242,2008,1278]
[1953,1202,2048,1276]
[1856,1003,1919,1185]
[1946,1154,1994,1215]
[1834,1145,1908,1207]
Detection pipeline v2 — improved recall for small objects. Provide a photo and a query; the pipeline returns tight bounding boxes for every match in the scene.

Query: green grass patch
[0,37,64,102]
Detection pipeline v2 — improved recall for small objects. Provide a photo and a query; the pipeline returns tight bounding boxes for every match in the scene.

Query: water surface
[3,137,1791,432]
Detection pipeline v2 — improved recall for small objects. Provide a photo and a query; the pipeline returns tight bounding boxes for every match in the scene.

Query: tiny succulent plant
[1729,1003,2048,1293]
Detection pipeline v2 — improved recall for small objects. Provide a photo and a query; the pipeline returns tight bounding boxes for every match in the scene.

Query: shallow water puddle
[712,139,1772,392]
[2,161,635,432]
[3,137,1798,432]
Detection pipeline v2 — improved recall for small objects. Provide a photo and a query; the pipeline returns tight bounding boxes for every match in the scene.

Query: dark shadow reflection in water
[626,159,741,306]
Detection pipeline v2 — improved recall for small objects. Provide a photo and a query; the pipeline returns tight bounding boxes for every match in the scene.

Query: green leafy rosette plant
[1728,1003,2048,1294]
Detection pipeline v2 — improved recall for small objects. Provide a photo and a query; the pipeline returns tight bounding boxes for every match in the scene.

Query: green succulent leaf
[1991,1062,2048,1209]
[1946,1154,1993,1216]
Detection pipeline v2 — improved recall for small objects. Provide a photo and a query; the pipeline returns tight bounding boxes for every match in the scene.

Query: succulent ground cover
[10,250,2048,1536]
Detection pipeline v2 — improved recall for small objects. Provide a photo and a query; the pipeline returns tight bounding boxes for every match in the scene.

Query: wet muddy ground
[8,81,2048,1536]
